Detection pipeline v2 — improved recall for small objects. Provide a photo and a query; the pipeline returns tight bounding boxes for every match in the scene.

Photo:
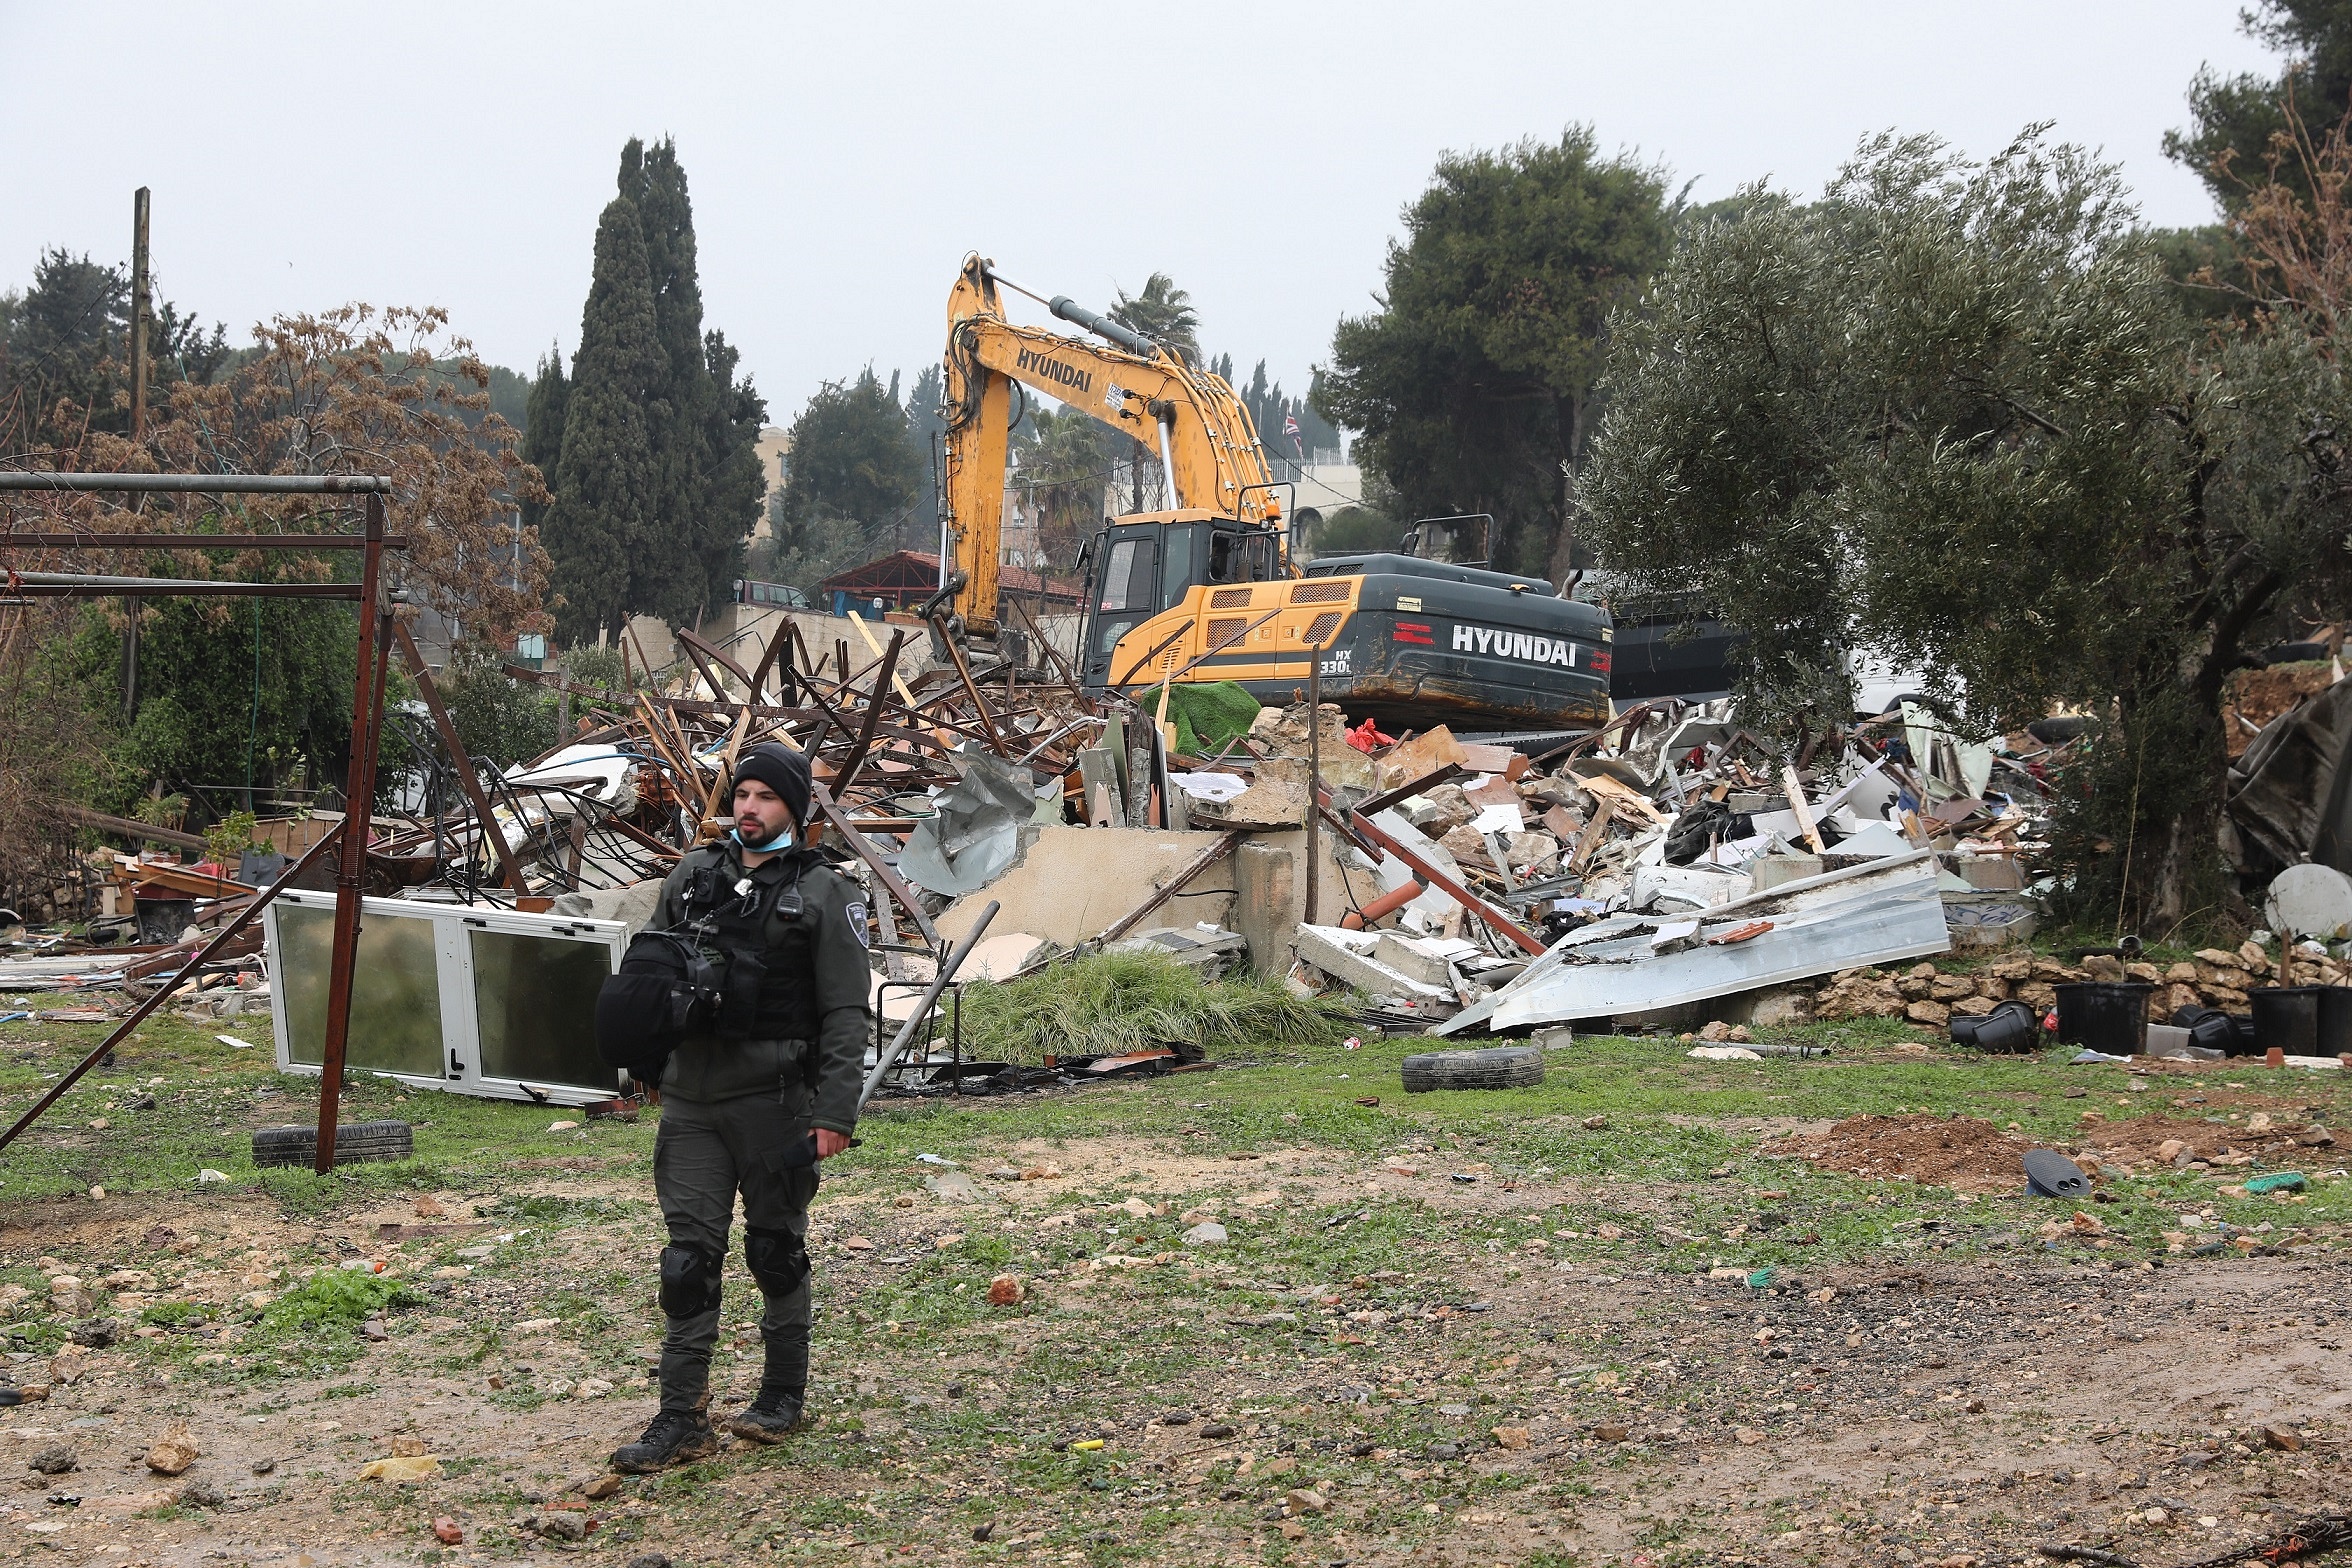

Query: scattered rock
[26,1446,74,1475]
[1159,1410,1193,1425]
[574,1377,614,1399]
[582,1474,623,1501]
[177,1479,226,1510]
[1424,1440,1461,1460]
[986,1274,1025,1306]
[2258,1425,2304,1453]
[1491,1426,1530,1450]
[1183,1222,1228,1246]
[624,1555,671,1568]
[392,1435,428,1458]
[144,1423,200,1476]
[433,1517,465,1545]
[538,1511,589,1542]
[68,1318,119,1349]
[1199,1423,1235,1440]
[972,1523,995,1542]
[251,1458,276,1476]
[358,1455,441,1482]
[1285,1488,1328,1516]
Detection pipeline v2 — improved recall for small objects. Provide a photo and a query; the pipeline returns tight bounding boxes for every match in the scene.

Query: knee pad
[658,1244,722,1319]
[744,1227,810,1297]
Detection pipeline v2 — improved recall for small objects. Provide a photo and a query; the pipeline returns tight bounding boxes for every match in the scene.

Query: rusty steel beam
[0,832,339,1157]
[315,495,391,1174]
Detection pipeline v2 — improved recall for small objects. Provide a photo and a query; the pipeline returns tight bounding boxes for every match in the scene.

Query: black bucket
[2052,982,2153,1056]
[2174,1006,2245,1057]
[2316,986,2352,1058]
[2249,986,2321,1058]
[1951,999,2040,1053]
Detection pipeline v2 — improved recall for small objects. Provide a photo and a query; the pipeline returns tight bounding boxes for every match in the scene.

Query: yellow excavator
[939,255,1612,738]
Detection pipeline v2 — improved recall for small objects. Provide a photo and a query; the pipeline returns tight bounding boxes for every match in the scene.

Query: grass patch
[960,950,1352,1060]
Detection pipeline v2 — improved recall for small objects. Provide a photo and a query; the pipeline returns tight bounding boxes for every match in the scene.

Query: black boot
[611,1409,719,1473]
[727,1325,808,1444]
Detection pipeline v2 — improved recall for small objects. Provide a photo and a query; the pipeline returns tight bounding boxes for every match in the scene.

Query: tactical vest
[681,851,821,1043]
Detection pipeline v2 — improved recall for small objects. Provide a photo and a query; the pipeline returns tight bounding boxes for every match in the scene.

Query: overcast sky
[1,2,2277,429]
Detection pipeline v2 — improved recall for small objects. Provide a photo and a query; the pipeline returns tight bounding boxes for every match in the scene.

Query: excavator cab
[1075,512,1283,688]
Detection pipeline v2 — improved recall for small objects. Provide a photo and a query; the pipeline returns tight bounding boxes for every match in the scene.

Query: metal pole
[122,189,149,727]
[1305,645,1322,925]
[315,494,388,1173]
[128,190,151,441]
[0,831,339,1156]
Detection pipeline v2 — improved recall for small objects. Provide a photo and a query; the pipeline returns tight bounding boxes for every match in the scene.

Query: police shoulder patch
[843,900,870,947]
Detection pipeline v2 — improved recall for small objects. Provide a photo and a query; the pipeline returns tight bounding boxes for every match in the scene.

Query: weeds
[960,950,1352,1060]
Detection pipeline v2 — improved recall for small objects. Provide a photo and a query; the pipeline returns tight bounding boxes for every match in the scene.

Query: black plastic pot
[2052,982,2153,1056]
[2316,986,2352,1058]
[2249,986,2322,1058]
[2173,1006,2247,1057]
[1950,999,2039,1053]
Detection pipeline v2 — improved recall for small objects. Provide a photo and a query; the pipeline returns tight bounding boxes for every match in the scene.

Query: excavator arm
[939,255,1281,636]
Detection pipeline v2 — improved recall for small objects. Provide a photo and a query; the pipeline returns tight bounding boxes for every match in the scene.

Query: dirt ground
[0,1126,2343,1568]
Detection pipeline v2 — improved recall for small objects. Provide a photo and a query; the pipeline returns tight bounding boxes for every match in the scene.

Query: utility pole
[121,187,152,726]
[129,189,151,439]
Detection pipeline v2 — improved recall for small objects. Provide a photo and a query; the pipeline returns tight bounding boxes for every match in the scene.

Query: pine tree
[545,198,661,645]
[519,347,568,537]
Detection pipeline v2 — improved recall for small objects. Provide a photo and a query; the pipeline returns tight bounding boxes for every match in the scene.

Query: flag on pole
[1283,412,1304,459]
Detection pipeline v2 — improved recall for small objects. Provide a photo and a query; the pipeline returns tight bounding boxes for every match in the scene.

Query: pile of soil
[2075,1109,2335,1172]
[1777,1109,2337,1191]
[1773,1114,2037,1193]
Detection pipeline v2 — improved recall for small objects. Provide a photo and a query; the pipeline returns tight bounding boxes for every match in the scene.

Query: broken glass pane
[468,928,616,1091]
[277,903,444,1077]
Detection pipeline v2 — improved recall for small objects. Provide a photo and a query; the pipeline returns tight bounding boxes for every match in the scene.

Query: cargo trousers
[651,1089,819,1415]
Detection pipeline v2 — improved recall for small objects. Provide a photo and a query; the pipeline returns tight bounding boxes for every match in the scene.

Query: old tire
[1399,1046,1544,1093]
[251,1120,414,1168]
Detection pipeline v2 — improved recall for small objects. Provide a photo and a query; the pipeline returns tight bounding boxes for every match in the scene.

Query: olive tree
[1580,130,2352,932]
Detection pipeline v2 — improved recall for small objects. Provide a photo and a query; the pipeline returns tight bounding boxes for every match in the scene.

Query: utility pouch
[717,946,768,1041]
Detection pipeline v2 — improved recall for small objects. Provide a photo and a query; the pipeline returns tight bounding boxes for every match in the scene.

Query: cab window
[1097,537,1158,614]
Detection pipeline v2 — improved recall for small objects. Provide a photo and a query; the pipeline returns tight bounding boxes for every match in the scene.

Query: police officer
[612,742,873,1472]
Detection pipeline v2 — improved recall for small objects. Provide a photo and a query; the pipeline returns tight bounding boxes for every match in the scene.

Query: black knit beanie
[730,742,812,828]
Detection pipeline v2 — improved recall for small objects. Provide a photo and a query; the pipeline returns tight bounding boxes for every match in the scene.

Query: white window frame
[263,890,628,1107]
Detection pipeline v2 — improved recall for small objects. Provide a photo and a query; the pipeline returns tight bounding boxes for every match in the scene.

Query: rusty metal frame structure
[0,471,400,1173]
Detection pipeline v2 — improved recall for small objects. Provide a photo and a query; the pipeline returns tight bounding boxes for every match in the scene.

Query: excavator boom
[940,256,1280,636]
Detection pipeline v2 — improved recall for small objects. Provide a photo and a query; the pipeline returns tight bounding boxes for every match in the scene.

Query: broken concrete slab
[1292,924,1453,1004]
[961,932,1054,982]
[937,826,1241,948]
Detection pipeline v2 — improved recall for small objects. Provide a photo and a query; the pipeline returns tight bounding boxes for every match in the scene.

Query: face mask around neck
[732,823,795,853]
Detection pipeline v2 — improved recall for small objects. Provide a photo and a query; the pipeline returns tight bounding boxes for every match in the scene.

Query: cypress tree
[545,198,661,645]
[519,346,569,537]
[697,328,767,609]
[618,137,767,625]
